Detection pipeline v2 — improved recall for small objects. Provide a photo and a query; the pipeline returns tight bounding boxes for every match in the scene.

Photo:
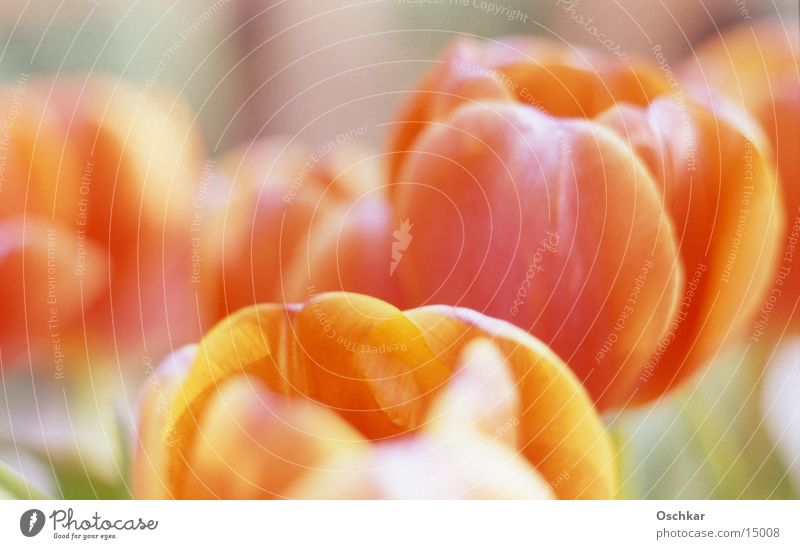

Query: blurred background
[0,0,798,499]
[2,0,796,151]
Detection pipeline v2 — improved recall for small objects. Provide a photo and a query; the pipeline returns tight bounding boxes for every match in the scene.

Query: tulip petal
[498,60,668,119]
[405,305,616,499]
[681,20,800,330]
[600,99,783,401]
[291,430,554,499]
[133,345,197,499]
[387,38,514,182]
[427,338,519,447]
[387,36,670,182]
[183,375,366,499]
[289,339,554,499]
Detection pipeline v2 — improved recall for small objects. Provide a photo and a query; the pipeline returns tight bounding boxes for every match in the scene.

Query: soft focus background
[1,0,798,499]
[3,0,796,150]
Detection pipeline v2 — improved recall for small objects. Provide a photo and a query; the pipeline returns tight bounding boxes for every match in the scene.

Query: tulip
[0,75,207,368]
[198,137,400,323]
[133,293,616,499]
[384,36,782,409]
[681,19,800,334]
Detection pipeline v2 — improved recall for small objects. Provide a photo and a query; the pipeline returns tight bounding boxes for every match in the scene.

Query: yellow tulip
[133,293,615,499]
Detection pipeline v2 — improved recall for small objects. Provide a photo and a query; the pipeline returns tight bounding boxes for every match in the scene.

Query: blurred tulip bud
[0,75,207,368]
[199,137,400,323]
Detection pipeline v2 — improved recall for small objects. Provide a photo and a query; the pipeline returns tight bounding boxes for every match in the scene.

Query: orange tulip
[0,75,206,368]
[198,137,399,323]
[384,36,782,409]
[681,19,800,335]
[133,293,616,499]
